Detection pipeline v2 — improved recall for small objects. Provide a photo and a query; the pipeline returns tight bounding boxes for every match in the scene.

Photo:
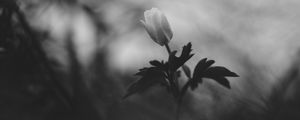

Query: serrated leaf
[123,67,166,99]
[149,60,168,71]
[192,58,215,83]
[135,67,153,76]
[189,58,238,90]
[168,43,194,72]
[182,64,191,78]
[202,66,238,89]
[181,42,193,59]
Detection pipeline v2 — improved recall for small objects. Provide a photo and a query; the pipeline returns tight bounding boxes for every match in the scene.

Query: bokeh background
[1,0,300,120]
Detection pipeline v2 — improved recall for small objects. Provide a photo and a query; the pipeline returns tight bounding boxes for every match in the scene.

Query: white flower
[141,8,173,46]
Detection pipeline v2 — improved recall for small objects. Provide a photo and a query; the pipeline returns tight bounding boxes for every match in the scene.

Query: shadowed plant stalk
[123,7,239,120]
[164,43,181,120]
[164,43,188,120]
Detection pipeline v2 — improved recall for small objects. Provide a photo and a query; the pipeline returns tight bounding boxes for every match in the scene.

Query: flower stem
[165,43,192,99]
[165,43,179,97]
[165,43,182,120]
[165,44,172,54]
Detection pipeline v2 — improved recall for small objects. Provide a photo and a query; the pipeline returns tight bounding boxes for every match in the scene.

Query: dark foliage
[123,65,167,99]
[168,42,194,72]
[190,58,239,90]
[124,42,239,101]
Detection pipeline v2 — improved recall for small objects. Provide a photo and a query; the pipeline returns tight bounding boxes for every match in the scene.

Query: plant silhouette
[123,8,239,120]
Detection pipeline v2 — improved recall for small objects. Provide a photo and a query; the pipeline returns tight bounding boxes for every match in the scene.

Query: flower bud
[141,8,173,46]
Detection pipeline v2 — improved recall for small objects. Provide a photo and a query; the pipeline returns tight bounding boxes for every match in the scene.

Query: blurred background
[1,0,300,120]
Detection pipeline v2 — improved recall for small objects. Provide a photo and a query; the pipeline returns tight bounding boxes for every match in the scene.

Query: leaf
[168,42,194,72]
[189,58,238,90]
[182,64,191,78]
[193,58,215,79]
[204,66,239,77]
[203,66,239,89]
[191,58,215,89]
[150,60,162,67]
[149,60,168,71]
[123,67,167,99]
[205,76,230,88]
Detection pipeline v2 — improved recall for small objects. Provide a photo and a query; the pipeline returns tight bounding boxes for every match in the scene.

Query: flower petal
[141,8,173,46]
[160,13,173,42]
[152,10,167,45]
[141,20,157,42]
